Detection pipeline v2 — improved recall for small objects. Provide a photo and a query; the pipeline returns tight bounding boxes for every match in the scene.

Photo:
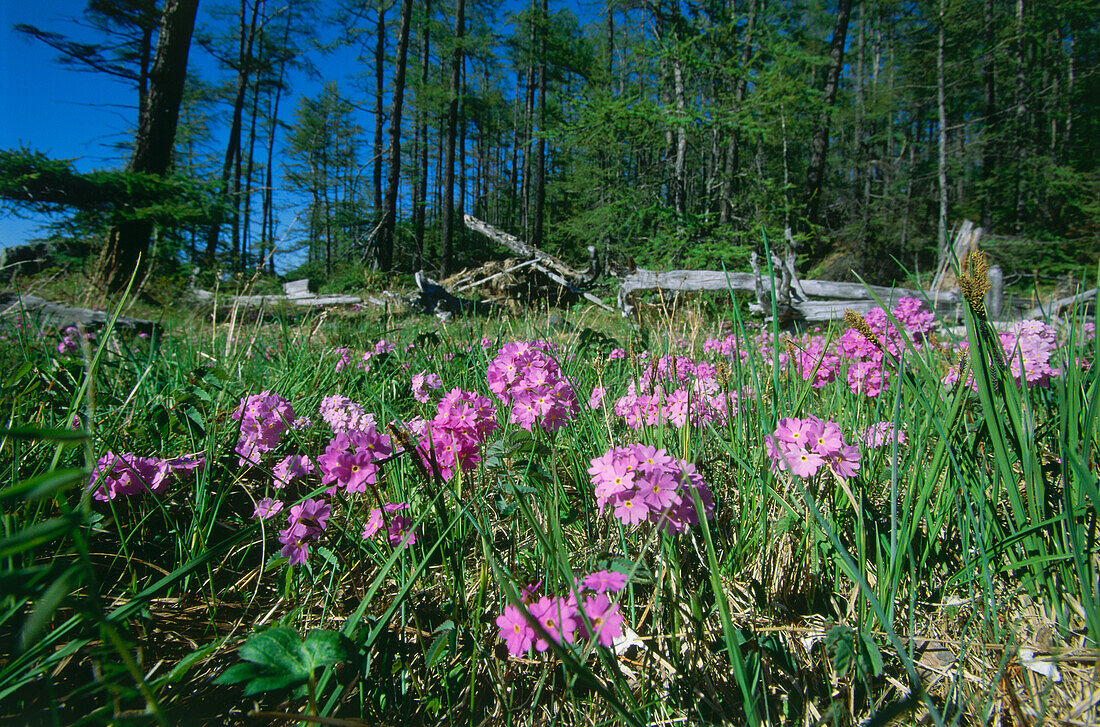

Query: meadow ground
[1,271,1098,726]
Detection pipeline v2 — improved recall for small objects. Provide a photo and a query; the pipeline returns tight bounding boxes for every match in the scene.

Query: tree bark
[375,0,414,271]
[804,0,854,239]
[102,0,199,293]
[531,0,548,249]
[936,0,949,261]
[203,0,261,267]
[373,0,387,225]
[438,0,465,277]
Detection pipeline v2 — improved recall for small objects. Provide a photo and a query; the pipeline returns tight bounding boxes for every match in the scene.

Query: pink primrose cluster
[486,341,578,432]
[272,454,314,489]
[253,496,284,520]
[613,355,738,430]
[779,334,841,388]
[357,339,395,372]
[57,326,94,355]
[88,452,204,501]
[864,421,907,449]
[361,502,416,549]
[332,347,352,373]
[942,319,1063,389]
[587,444,715,533]
[317,427,393,495]
[496,569,629,658]
[766,416,861,479]
[278,498,331,566]
[319,395,377,433]
[701,331,752,361]
[232,391,297,466]
[410,388,498,481]
[411,370,443,403]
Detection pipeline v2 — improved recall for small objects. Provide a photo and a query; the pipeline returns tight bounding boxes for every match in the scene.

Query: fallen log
[615,267,960,318]
[188,288,362,308]
[0,293,159,335]
[463,215,599,283]
[413,271,495,317]
[1022,287,1097,320]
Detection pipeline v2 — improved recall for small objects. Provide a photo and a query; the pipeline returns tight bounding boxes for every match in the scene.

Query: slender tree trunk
[375,0,413,270]
[103,0,199,292]
[531,0,548,249]
[373,0,386,225]
[204,0,261,266]
[438,0,465,277]
[413,0,431,268]
[804,0,854,239]
[936,0,949,261]
[1012,0,1026,231]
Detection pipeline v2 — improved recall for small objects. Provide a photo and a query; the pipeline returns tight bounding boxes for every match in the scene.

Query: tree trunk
[531,0,548,249]
[102,0,199,293]
[203,0,261,266]
[804,0,854,239]
[375,0,414,271]
[413,0,431,269]
[373,0,386,225]
[936,0,949,261]
[438,0,465,277]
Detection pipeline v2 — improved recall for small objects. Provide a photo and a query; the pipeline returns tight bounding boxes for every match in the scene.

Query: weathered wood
[0,293,159,335]
[282,279,312,298]
[932,219,982,293]
[615,266,960,316]
[189,288,361,307]
[413,271,495,317]
[986,265,1004,320]
[530,263,615,311]
[463,215,586,279]
[1022,287,1097,320]
[453,259,539,293]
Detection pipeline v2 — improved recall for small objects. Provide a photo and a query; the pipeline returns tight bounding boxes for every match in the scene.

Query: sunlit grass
[1,282,1097,725]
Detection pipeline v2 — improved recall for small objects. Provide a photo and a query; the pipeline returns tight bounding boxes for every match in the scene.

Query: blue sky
[0,0,590,270]
[0,0,386,265]
[1,1,141,247]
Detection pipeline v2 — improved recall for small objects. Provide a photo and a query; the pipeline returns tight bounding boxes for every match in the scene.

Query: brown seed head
[959,250,990,319]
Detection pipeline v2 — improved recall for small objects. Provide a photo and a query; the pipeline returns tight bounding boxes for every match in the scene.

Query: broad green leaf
[19,565,82,650]
[238,627,306,677]
[0,427,88,442]
[243,672,306,696]
[0,468,85,503]
[298,630,347,671]
[0,516,80,559]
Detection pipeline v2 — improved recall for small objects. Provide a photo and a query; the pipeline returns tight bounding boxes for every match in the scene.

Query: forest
[2,0,1098,292]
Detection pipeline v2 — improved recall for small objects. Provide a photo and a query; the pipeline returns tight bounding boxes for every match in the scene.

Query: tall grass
[1,278,1097,725]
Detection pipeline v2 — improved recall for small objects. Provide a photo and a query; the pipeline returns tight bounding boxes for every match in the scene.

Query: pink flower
[581,570,628,594]
[528,596,577,652]
[496,604,536,657]
[272,454,314,489]
[580,594,625,648]
[865,421,907,449]
[253,497,284,520]
[588,386,607,409]
[613,496,650,526]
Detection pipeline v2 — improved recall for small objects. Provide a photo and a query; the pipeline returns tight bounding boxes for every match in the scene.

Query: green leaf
[18,565,82,650]
[299,630,347,671]
[238,627,307,678]
[243,672,306,696]
[0,468,85,503]
[0,515,81,559]
[0,427,88,442]
[212,662,264,686]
